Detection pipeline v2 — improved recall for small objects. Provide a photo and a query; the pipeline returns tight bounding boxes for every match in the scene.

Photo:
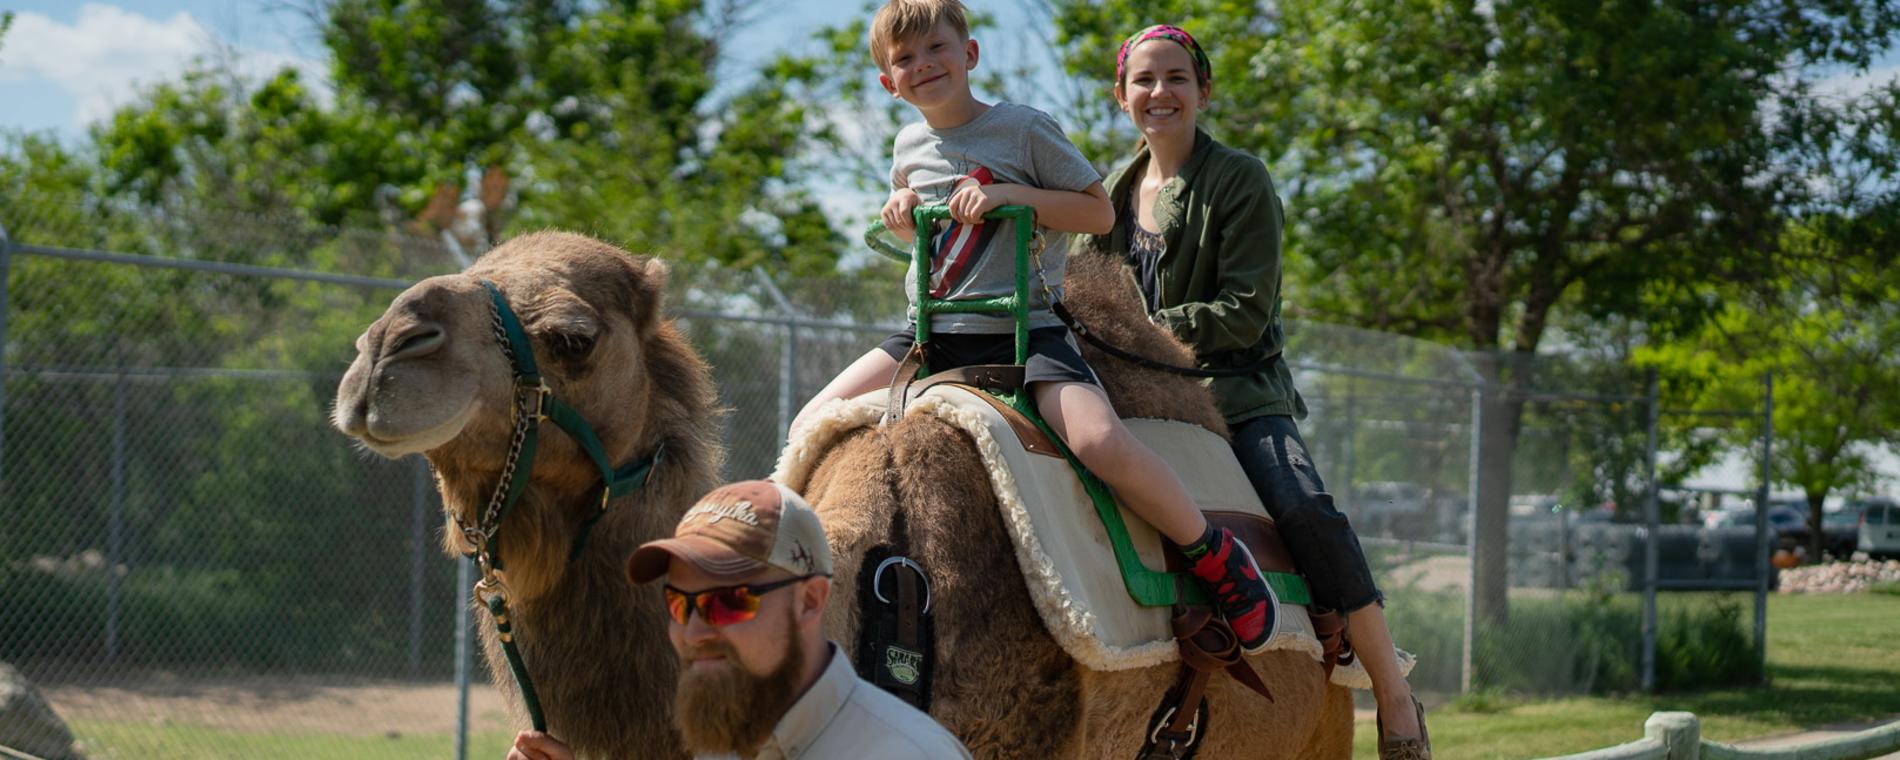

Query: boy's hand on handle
[507,731,573,760]
[882,188,924,234]
[948,183,1014,224]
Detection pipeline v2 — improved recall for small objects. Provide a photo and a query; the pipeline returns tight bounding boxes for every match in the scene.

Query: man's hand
[881,188,924,234]
[947,183,1017,225]
[507,730,574,760]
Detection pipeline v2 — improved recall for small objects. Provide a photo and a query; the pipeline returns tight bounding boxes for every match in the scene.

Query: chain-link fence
[2,195,1770,758]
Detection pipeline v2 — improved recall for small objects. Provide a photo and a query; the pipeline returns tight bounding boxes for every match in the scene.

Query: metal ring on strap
[872,556,933,614]
[1147,704,1202,747]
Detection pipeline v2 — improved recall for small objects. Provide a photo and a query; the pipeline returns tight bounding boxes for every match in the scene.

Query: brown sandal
[1376,696,1431,760]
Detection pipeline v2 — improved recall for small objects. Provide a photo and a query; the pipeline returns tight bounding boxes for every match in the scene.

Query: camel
[331,231,1353,759]
[333,232,722,758]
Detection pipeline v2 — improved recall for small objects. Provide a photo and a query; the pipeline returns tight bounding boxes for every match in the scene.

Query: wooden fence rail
[1546,712,1900,760]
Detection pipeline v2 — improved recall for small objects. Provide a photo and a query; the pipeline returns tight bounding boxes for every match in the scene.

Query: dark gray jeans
[1229,414,1383,613]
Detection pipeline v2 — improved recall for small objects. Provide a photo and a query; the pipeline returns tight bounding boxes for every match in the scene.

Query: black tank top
[1122,197,1167,313]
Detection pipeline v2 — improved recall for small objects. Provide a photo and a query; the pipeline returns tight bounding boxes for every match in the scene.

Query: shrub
[1382,588,1759,695]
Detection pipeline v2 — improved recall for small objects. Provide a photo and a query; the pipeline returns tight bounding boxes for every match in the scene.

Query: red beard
[672,612,807,758]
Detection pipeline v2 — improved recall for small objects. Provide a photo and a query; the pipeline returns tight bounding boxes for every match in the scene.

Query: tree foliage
[20,1,854,273]
[1643,217,1900,556]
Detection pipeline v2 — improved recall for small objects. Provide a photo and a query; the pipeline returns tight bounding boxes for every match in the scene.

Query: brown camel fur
[333,232,721,759]
[797,250,1353,758]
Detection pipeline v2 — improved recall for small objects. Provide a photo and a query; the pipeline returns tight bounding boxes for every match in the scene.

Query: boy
[789,0,1279,653]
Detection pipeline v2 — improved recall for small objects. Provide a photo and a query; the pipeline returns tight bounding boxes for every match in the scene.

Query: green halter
[460,278,665,732]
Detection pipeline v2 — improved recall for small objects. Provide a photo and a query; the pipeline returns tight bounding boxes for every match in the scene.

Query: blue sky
[0,0,1057,140]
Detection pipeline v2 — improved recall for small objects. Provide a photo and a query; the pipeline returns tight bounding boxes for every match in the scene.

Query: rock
[1777,558,1900,594]
[0,661,83,760]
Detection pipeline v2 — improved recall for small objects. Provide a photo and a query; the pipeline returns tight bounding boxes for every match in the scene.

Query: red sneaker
[1185,527,1280,654]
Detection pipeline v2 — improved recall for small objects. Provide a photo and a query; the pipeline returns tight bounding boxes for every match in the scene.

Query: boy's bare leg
[1031,380,1205,543]
[790,348,900,438]
[1351,604,1422,738]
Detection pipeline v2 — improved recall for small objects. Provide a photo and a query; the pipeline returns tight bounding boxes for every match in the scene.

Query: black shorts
[877,327,1100,388]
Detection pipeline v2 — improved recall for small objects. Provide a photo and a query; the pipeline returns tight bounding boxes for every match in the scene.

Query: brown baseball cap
[627,480,833,584]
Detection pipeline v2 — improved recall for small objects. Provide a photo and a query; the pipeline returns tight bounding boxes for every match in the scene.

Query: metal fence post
[1341,378,1357,518]
[0,218,11,498]
[106,372,128,663]
[1462,383,1483,694]
[754,267,798,444]
[1755,371,1774,674]
[409,456,429,676]
[1641,369,1661,692]
[455,555,473,760]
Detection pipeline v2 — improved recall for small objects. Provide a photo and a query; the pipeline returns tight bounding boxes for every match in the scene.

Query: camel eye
[549,331,596,358]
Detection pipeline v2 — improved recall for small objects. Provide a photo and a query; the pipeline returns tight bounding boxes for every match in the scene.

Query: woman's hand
[948,183,1016,224]
[507,731,574,760]
[881,188,924,234]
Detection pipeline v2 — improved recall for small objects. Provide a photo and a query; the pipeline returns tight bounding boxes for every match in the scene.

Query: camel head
[334,231,679,583]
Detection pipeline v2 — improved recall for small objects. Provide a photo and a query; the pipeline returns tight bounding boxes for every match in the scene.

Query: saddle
[776,381,1410,687]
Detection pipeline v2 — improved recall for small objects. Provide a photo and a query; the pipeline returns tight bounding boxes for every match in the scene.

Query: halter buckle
[515,381,551,422]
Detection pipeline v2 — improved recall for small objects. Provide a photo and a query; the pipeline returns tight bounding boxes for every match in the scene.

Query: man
[508,480,971,760]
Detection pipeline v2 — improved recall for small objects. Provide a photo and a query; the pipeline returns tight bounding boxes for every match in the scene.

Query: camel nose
[383,321,446,363]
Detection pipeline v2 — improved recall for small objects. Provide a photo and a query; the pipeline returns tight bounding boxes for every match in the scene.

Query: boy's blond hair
[868,0,970,74]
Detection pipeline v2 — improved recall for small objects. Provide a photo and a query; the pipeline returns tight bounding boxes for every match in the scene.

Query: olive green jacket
[1089,129,1306,424]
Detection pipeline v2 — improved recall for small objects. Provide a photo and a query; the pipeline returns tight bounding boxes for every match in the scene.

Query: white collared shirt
[700,642,971,760]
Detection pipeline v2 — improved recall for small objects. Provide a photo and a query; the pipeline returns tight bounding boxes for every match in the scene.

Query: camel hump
[775,385,1414,688]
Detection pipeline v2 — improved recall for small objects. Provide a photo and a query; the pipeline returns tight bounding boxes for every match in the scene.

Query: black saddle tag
[854,545,935,710]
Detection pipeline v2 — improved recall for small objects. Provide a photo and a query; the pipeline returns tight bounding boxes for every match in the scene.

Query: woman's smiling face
[1117,39,1207,141]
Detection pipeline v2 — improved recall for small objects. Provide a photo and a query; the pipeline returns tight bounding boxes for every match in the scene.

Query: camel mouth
[353,400,480,458]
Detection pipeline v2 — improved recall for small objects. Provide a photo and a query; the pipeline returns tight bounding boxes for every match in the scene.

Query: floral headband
[1115,24,1211,88]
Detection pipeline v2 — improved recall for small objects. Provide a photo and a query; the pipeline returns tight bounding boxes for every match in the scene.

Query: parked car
[1767,504,1813,552]
[1708,505,1813,554]
[1859,498,1900,559]
[1821,505,1867,558]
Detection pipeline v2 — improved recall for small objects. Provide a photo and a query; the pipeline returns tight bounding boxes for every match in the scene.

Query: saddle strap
[1309,607,1352,679]
[879,354,1062,456]
[1139,666,1209,760]
[884,342,930,424]
[1138,603,1275,760]
[884,344,1027,424]
[855,547,935,710]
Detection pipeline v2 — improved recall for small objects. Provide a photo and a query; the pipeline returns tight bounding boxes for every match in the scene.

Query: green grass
[1353,592,1900,759]
[68,721,516,760]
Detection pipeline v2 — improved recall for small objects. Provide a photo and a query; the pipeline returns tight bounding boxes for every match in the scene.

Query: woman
[1091,24,1430,759]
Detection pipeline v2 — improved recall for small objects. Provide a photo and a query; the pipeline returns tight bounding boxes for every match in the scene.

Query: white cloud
[0,3,326,129]
[1816,63,1900,104]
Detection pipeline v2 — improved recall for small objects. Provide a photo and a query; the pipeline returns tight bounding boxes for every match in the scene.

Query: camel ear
[628,255,668,336]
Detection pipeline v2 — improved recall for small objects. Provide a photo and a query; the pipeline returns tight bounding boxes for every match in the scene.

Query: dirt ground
[41,672,512,737]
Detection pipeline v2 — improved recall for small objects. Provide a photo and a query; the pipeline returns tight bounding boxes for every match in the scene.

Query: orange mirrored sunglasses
[663,575,823,627]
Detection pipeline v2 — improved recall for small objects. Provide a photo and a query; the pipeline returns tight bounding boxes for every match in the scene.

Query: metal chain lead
[453,294,539,558]
[489,291,519,368]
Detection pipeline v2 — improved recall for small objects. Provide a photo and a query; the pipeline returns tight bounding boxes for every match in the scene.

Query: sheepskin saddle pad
[774,383,1411,688]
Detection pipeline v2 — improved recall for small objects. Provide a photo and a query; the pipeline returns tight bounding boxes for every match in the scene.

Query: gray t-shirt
[890,102,1102,333]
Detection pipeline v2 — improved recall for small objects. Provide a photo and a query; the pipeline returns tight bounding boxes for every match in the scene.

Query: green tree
[317,0,845,271]
[92,66,422,232]
[1051,0,1900,623]
[1644,217,1900,559]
